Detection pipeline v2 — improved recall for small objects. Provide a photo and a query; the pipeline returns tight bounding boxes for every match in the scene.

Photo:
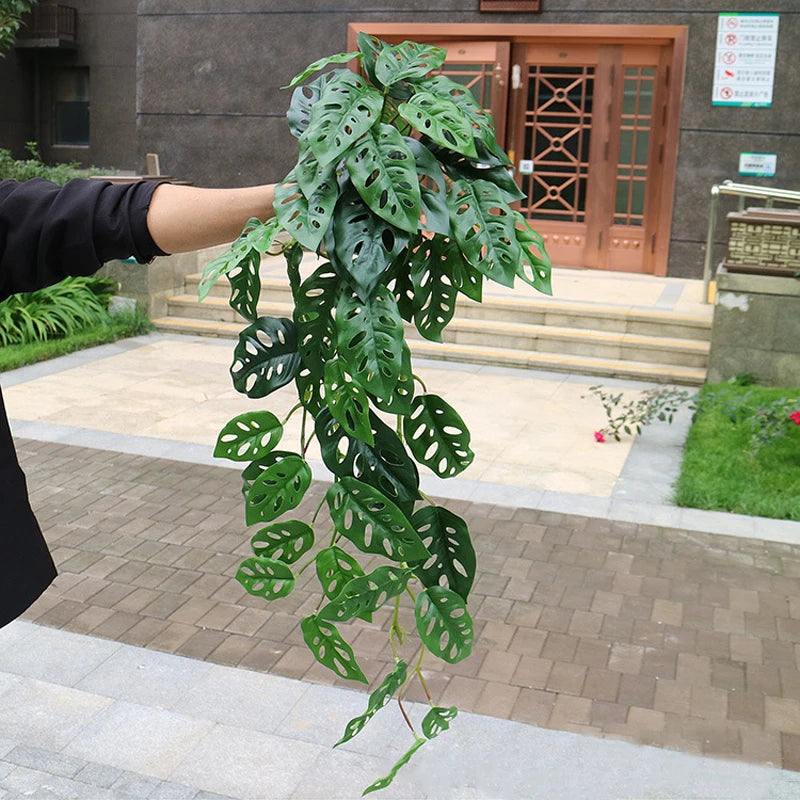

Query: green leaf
[301,71,384,167]
[375,41,447,87]
[335,286,405,401]
[324,358,374,446]
[449,178,520,288]
[362,738,426,795]
[213,410,283,462]
[285,50,362,88]
[411,505,476,601]
[301,615,367,683]
[245,454,312,525]
[285,241,304,301]
[398,91,477,158]
[403,137,450,236]
[404,394,474,478]
[236,557,295,600]
[319,565,414,624]
[274,168,337,251]
[287,71,337,139]
[369,344,414,416]
[328,185,410,300]
[335,660,409,747]
[294,263,339,381]
[450,255,483,303]
[414,586,474,664]
[357,32,389,87]
[514,211,553,296]
[240,450,296,499]
[315,546,366,602]
[409,237,459,342]
[316,410,421,508]
[250,520,314,565]
[227,250,261,323]
[326,477,428,561]
[230,317,300,399]
[346,123,421,234]
[296,145,340,200]
[422,706,458,739]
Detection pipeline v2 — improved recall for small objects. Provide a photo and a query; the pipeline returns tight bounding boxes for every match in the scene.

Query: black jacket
[0,178,166,627]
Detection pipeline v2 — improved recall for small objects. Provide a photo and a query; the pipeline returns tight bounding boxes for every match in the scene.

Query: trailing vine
[200,35,551,794]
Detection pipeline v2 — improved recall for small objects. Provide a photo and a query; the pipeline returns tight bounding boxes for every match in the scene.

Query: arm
[146,183,277,255]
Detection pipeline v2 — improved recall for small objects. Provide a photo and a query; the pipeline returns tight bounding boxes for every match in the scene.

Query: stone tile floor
[17,437,800,774]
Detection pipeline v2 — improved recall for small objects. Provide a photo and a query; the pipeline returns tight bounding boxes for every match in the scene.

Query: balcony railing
[16,3,77,48]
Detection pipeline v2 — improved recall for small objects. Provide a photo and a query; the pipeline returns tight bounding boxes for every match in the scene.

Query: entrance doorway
[347,24,687,275]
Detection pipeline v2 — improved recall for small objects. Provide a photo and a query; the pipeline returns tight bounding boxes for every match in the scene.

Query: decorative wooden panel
[480,0,541,11]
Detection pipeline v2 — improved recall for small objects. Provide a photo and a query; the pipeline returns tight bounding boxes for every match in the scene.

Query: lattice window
[520,65,594,223]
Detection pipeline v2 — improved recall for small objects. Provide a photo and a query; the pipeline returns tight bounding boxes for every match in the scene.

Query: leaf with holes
[335,286,405,401]
[419,75,495,136]
[245,454,312,525]
[301,615,368,683]
[369,344,414,416]
[375,40,446,87]
[357,31,390,87]
[227,249,261,322]
[230,317,300,399]
[327,185,410,300]
[236,557,295,601]
[326,478,429,562]
[409,237,459,342]
[441,156,524,203]
[403,137,450,236]
[398,91,477,158]
[335,660,408,747]
[449,178,520,288]
[315,546,366,601]
[324,358,373,446]
[514,211,553,296]
[274,168,337,251]
[449,247,483,303]
[213,410,283,463]
[250,520,314,565]
[411,505,475,601]
[240,450,295,499]
[347,123,421,234]
[287,72,337,138]
[285,50,362,88]
[422,706,458,740]
[316,410,421,508]
[294,263,339,386]
[363,738,426,796]
[296,145,341,200]
[319,565,414,624]
[404,394,474,479]
[415,586,474,664]
[301,71,383,167]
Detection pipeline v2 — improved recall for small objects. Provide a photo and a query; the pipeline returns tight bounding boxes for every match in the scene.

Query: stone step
[151,314,707,385]
[170,294,709,369]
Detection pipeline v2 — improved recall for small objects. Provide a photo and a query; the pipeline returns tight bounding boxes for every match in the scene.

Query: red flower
[594,431,606,443]
[790,410,800,426]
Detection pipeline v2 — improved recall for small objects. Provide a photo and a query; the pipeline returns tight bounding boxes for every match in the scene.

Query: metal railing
[17,3,77,43]
[702,180,800,303]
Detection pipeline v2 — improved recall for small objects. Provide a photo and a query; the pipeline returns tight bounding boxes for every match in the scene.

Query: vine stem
[414,645,432,703]
[397,696,415,734]
[282,402,303,425]
[413,373,428,394]
[300,408,309,457]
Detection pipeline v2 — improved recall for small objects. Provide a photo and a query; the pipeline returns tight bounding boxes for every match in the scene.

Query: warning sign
[712,14,779,107]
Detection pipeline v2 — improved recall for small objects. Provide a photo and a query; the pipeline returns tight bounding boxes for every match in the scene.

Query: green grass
[0,309,153,373]
[674,384,800,521]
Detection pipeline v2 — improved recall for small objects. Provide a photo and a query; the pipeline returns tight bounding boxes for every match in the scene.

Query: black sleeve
[0,177,170,301]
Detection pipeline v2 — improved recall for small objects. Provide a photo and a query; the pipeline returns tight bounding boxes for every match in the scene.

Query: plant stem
[282,402,303,425]
[414,645,431,702]
[397,696,415,734]
[413,373,428,393]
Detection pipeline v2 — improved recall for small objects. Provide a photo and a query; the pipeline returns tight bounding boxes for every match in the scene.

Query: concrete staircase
[152,262,711,385]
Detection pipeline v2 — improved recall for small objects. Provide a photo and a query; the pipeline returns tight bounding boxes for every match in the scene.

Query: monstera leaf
[250,520,315,565]
[230,317,300,399]
[245,454,312,525]
[213,410,283,462]
[449,178,521,288]
[315,546,366,602]
[227,250,261,322]
[335,660,408,747]
[347,123,421,233]
[328,185,410,299]
[369,344,414,416]
[404,393,474,478]
[404,137,450,236]
[420,74,496,138]
[422,706,458,739]
[274,168,337,251]
[514,211,553,295]
[301,70,383,167]
[287,72,338,138]
[357,32,390,88]
[399,91,477,158]
[335,286,405,401]
[326,477,428,561]
[319,565,414,623]
[411,505,476,601]
[286,50,362,88]
[236,557,295,600]
[301,615,367,683]
[375,41,447,87]
[363,739,426,795]
[409,236,459,342]
[415,586,474,664]
[324,358,373,445]
[294,264,339,373]
[316,409,421,507]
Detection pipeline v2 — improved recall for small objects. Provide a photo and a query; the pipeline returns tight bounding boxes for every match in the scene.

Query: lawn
[0,309,152,373]
[674,383,800,521]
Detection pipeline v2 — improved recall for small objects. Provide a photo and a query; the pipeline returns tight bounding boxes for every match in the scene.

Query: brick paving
[15,437,800,772]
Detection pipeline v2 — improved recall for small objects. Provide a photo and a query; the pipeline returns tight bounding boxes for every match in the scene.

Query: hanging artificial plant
[199,34,551,795]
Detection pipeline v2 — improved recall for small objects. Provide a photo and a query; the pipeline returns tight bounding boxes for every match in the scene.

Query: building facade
[1,1,797,278]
